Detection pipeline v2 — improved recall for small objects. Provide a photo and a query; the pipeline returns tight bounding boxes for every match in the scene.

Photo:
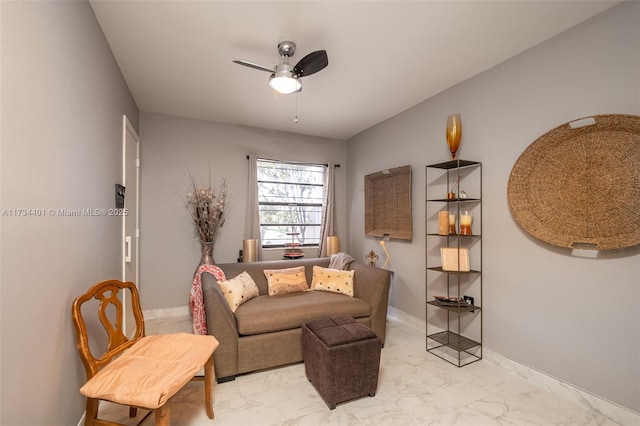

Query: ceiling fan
[233,41,328,94]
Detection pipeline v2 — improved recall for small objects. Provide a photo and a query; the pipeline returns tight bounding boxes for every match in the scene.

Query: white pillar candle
[460,212,472,225]
[460,211,472,235]
[449,213,456,234]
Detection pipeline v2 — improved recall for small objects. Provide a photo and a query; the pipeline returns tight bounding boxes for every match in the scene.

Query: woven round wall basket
[508,114,640,250]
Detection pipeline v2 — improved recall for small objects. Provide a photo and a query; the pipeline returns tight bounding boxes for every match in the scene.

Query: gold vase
[326,236,340,256]
[446,113,462,159]
[243,239,257,263]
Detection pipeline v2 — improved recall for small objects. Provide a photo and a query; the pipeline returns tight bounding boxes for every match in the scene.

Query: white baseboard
[142,306,190,320]
[76,412,85,426]
[483,350,639,425]
[388,305,426,332]
[387,306,640,425]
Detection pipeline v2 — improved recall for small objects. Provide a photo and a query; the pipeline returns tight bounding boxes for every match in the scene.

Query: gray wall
[139,112,346,309]
[0,1,139,425]
[347,2,639,412]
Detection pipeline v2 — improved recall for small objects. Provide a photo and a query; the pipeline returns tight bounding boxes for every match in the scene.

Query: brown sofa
[201,257,392,382]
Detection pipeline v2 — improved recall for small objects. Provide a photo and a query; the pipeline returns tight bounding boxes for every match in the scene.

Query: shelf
[426,159,482,368]
[427,266,481,274]
[427,300,481,313]
[427,331,480,352]
[426,233,481,238]
[427,160,481,170]
[426,198,480,203]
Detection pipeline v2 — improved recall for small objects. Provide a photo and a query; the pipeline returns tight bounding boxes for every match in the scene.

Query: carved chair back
[71,279,145,380]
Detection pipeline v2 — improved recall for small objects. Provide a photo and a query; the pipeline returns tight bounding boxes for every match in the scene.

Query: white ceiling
[89,1,619,140]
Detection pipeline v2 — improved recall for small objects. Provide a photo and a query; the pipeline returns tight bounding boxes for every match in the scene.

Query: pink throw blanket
[189,264,226,335]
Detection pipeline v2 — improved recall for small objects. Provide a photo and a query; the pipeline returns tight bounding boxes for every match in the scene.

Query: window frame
[256,158,326,249]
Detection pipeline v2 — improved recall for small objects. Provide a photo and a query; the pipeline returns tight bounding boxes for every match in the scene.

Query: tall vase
[200,241,215,265]
[446,113,462,159]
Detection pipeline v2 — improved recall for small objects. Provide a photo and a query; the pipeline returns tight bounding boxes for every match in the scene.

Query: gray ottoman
[302,316,382,409]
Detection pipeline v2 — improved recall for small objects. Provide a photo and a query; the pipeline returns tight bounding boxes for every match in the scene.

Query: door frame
[122,115,140,287]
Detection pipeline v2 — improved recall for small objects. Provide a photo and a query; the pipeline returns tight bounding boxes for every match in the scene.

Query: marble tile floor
[98,315,629,426]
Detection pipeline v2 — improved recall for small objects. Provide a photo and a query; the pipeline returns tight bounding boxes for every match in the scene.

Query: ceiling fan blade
[232,60,274,73]
[293,50,328,78]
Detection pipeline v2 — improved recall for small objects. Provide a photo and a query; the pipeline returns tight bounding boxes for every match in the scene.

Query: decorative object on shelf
[447,175,460,200]
[449,213,457,235]
[438,211,449,236]
[379,240,391,269]
[283,228,304,259]
[508,114,640,250]
[326,236,340,256]
[459,190,467,199]
[243,239,257,263]
[433,295,469,307]
[446,113,462,159]
[365,165,412,240]
[440,247,470,272]
[460,211,472,236]
[183,173,227,265]
[365,250,379,267]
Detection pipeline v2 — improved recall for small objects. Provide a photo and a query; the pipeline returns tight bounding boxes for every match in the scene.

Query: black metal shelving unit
[425,160,483,367]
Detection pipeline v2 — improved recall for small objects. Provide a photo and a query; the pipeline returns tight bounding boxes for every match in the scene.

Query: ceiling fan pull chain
[294,92,299,124]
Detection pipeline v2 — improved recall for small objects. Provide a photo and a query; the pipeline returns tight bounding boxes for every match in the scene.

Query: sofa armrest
[349,262,392,343]
[201,272,239,380]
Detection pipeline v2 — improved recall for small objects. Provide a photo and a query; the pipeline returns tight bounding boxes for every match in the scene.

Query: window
[257,159,325,248]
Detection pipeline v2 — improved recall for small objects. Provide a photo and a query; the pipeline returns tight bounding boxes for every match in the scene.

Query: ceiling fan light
[269,74,301,94]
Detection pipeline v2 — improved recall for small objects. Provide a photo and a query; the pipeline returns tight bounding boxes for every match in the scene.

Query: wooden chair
[72,279,219,426]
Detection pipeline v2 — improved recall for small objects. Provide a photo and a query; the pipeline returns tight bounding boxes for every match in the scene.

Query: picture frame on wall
[440,247,470,272]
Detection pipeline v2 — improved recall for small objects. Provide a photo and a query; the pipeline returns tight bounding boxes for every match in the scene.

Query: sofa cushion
[217,258,330,296]
[310,265,354,297]
[263,266,309,296]
[217,272,260,312]
[234,291,371,336]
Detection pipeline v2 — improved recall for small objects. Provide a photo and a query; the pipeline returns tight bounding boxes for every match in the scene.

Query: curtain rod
[247,155,340,168]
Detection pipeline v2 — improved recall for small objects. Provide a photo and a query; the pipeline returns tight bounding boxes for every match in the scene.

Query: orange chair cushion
[80,333,219,409]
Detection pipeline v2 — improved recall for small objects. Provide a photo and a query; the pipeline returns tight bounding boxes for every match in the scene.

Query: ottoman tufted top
[305,316,378,347]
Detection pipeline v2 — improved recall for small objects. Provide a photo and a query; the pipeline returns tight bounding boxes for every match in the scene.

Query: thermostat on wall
[115,184,125,208]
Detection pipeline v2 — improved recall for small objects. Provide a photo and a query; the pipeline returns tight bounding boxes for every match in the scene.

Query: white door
[122,116,140,334]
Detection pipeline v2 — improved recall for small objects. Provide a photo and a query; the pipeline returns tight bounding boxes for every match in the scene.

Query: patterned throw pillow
[263,266,309,296]
[217,271,260,312]
[310,265,354,297]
